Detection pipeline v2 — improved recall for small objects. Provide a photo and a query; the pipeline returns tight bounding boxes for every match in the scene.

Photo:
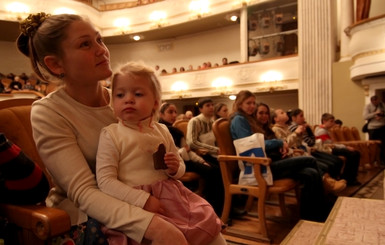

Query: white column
[298,0,336,125]
[339,0,354,61]
[240,5,248,63]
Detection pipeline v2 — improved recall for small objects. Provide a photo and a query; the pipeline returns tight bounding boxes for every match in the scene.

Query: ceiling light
[230,15,238,22]
[150,11,167,27]
[114,18,130,34]
[260,70,283,82]
[171,81,188,92]
[132,35,141,41]
[6,2,29,14]
[229,95,236,100]
[189,0,210,18]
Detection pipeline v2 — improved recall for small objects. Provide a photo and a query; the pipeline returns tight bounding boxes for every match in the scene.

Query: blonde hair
[17,13,84,84]
[111,61,162,116]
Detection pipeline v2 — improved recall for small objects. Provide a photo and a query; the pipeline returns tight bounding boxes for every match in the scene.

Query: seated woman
[213,103,229,120]
[230,90,332,222]
[19,12,187,244]
[159,102,224,215]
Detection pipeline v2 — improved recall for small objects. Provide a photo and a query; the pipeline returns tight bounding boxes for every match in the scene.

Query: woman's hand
[164,152,179,175]
[143,195,163,214]
[144,216,188,245]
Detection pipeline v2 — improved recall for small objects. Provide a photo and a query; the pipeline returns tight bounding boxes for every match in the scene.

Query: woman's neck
[64,82,109,107]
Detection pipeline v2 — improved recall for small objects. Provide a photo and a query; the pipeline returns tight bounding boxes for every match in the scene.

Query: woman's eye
[116,93,124,98]
[97,37,104,44]
[135,92,143,97]
[80,41,90,48]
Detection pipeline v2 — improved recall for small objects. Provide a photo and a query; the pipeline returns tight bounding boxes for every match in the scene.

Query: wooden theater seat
[212,118,299,242]
[0,98,71,245]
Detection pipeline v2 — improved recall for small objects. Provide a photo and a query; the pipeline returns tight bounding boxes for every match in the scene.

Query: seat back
[0,98,53,188]
[330,126,345,142]
[212,118,239,183]
[342,126,355,141]
[173,119,189,136]
[351,127,361,140]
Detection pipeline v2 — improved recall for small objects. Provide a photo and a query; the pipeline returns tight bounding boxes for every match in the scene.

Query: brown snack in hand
[153,143,167,169]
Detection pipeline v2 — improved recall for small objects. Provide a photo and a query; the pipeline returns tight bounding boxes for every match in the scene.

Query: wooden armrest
[218,155,271,166]
[0,203,71,240]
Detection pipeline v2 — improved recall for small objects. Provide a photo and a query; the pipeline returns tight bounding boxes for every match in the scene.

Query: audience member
[18,12,188,244]
[222,57,228,65]
[334,119,343,128]
[159,102,225,221]
[187,65,193,71]
[271,108,346,193]
[185,110,193,120]
[230,90,331,222]
[289,109,355,185]
[176,113,187,120]
[171,67,177,73]
[314,113,361,186]
[179,66,185,72]
[9,76,23,90]
[213,102,229,120]
[186,97,224,215]
[96,62,225,245]
[363,95,385,165]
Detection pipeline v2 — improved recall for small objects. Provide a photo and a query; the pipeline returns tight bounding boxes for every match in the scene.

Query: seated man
[314,113,361,186]
[186,98,223,215]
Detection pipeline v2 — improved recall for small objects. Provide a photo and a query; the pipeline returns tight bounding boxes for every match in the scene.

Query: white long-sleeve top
[96,118,185,208]
[31,88,154,243]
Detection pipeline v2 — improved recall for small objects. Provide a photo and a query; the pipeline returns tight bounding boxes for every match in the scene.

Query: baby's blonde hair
[111,61,162,116]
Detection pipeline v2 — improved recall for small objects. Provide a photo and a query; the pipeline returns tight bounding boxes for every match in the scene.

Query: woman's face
[57,20,112,86]
[217,105,229,119]
[256,105,270,125]
[240,96,256,116]
[161,104,178,124]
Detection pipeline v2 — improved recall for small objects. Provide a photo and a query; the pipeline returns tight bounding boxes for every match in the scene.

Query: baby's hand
[164,152,180,175]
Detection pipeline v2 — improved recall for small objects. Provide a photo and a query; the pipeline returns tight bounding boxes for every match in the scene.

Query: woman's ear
[43,55,64,76]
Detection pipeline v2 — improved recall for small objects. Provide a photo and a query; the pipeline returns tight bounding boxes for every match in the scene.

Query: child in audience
[271,108,346,193]
[314,113,361,186]
[96,62,225,245]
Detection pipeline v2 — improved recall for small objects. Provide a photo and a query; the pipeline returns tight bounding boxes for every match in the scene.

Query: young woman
[213,103,229,120]
[229,90,332,222]
[17,12,188,244]
[96,62,225,245]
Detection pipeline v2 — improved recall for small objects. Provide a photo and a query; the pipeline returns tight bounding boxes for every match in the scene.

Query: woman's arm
[31,103,153,243]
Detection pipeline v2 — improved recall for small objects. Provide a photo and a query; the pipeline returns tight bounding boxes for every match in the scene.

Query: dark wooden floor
[222,165,384,245]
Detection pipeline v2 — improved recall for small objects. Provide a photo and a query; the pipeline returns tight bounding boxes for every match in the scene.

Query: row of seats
[330,126,381,170]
